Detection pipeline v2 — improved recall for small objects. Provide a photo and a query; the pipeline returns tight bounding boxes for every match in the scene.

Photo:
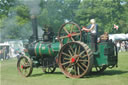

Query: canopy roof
[109,33,128,41]
[0,43,9,46]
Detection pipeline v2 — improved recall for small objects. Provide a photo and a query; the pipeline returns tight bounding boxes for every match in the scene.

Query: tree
[38,0,80,32]
[0,0,32,42]
[0,0,16,17]
[15,5,30,25]
[119,1,128,33]
[75,0,128,34]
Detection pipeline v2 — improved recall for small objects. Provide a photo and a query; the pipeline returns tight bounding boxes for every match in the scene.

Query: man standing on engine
[82,19,98,52]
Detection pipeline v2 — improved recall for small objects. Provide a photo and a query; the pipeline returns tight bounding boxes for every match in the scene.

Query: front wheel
[17,56,33,77]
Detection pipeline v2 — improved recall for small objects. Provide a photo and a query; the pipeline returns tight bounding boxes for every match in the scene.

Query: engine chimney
[31,15,38,41]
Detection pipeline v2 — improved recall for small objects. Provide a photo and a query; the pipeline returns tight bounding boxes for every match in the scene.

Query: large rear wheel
[58,41,93,78]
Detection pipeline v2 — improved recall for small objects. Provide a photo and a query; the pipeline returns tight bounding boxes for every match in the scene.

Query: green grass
[0,52,128,85]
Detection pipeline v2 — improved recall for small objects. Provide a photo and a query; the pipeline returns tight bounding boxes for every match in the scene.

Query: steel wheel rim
[58,41,93,78]
[58,22,81,46]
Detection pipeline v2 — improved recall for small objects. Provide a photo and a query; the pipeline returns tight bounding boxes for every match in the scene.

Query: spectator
[125,41,128,51]
[116,41,120,52]
[120,41,125,52]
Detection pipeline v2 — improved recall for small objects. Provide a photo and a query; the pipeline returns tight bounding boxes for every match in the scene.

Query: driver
[82,19,98,52]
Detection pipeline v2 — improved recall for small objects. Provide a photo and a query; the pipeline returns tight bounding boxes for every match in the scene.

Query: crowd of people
[0,45,24,61]
[116,41,128,52]
[0,46,10,60]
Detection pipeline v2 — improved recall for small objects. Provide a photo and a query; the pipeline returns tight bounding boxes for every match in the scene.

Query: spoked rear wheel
[17,56,33,77]
[58,41,93,78]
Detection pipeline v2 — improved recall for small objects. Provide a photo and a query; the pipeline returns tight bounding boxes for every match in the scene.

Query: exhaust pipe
[31,15,38,41]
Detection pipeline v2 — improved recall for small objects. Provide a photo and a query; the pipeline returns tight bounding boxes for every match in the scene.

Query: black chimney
[31,15,38,41]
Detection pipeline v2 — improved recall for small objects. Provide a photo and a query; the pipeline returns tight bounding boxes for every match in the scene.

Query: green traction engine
[17,18,118,78]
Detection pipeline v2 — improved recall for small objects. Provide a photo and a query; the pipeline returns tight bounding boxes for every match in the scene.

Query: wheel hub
[21,65,23,69]
[67,34,72,38]
[70,55,79,63]
[71,58,75,63]
[21,64,30,69]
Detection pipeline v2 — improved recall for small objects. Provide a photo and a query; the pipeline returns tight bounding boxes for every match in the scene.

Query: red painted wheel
[58,41,93,78]
[58,22,82,46]
[17,56,33,77]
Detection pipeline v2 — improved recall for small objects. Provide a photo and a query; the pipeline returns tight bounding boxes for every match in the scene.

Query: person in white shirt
[116,41,120,52]
[82,19,98,52]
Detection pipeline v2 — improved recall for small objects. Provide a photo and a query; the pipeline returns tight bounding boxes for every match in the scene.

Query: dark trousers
[91,33,97,52]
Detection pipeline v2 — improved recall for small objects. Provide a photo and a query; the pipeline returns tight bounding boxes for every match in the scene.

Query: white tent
[0,43,9,46]
[0,40,25,58]
[109,33,128,42]
[126,34,128,40]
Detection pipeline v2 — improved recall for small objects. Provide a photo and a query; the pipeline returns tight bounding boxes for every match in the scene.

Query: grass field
[0,52,128,85]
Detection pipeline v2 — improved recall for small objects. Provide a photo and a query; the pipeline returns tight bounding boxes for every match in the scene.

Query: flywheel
[58,22,82,46]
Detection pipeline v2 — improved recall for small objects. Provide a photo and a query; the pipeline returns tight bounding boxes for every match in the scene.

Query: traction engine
[17,16,118,78]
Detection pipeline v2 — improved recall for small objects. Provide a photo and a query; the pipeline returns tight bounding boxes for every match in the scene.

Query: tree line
[0,0,128,41]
